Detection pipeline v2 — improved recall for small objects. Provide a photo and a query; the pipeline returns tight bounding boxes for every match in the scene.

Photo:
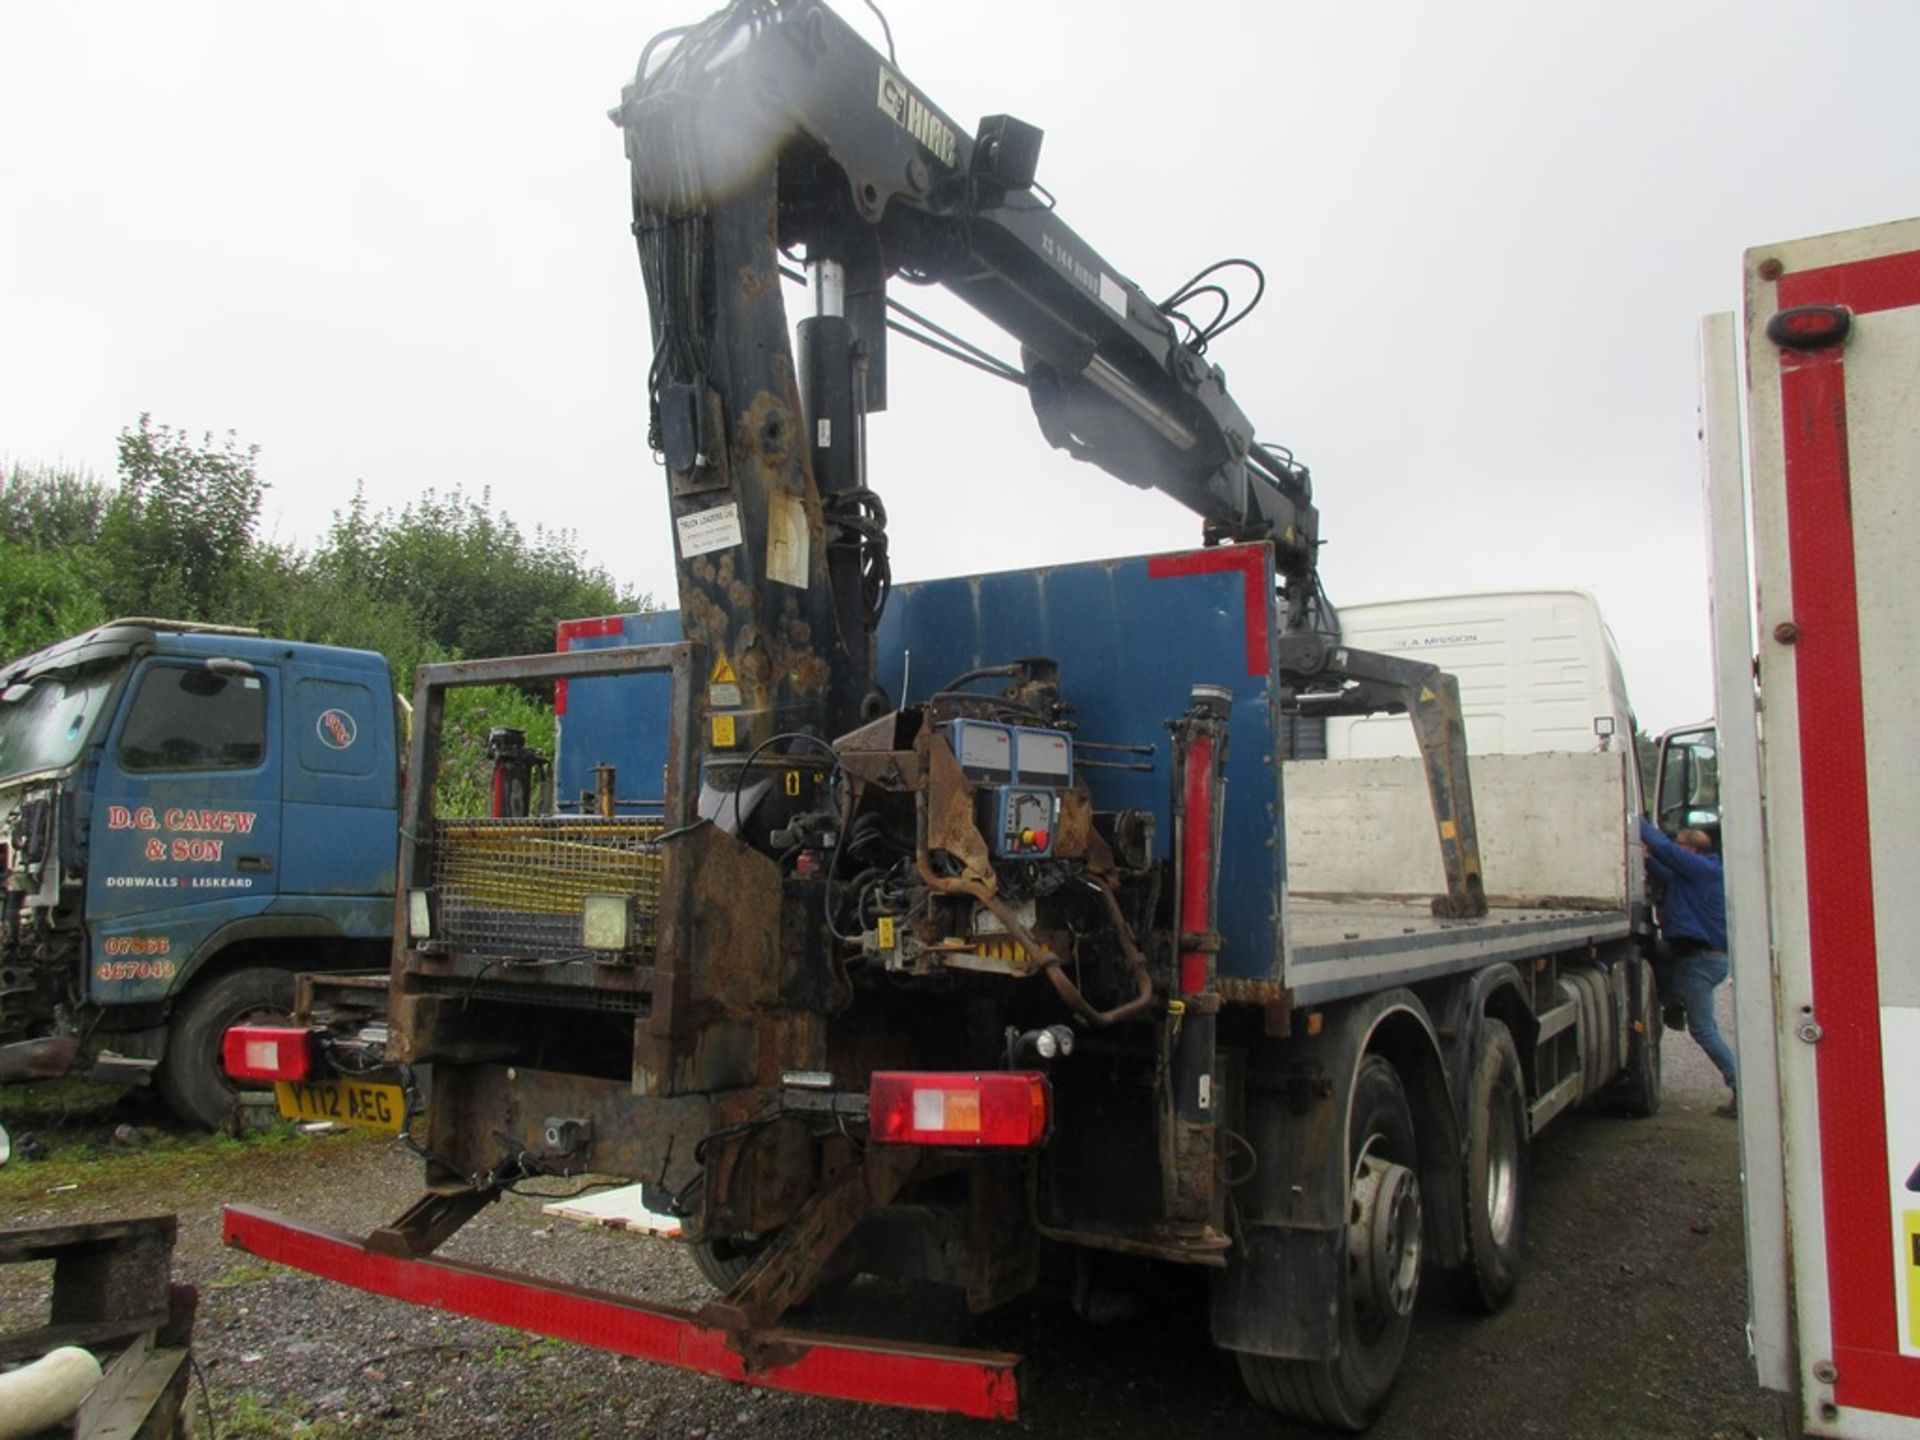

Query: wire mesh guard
[431,816,666,962]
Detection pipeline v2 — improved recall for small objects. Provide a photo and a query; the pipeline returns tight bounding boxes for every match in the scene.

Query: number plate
[274,1078,406,1132]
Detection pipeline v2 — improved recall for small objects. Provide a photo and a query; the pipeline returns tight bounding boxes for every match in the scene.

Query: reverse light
[868,1071,1051,1149]
[222,1024,316,1083]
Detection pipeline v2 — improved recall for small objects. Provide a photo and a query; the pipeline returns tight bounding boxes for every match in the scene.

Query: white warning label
[675,502,742,559]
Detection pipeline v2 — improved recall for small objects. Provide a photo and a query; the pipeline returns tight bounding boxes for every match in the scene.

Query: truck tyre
[689,1236,760,1291]
[1236,1057,1422,1432]
[1613,959,1664,1118]
[156,966,296,1130]
[689,1235,853,1308]
[1461,1018,1528,1311]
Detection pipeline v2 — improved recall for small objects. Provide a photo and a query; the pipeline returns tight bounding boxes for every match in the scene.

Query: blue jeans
[1673,947,1737,1090]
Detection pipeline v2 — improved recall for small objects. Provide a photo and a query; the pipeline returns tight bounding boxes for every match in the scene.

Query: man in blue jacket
[1640,816,1737,1116]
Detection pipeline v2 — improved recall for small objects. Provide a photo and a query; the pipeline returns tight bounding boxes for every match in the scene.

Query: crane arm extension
[1278,635,1489,920]
[616,4,1322,744]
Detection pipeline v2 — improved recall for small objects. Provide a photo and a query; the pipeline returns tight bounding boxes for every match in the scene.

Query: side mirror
[1654,726,1721,839]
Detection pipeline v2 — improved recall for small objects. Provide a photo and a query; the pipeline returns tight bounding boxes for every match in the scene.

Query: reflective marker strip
[1776,247,1920,1417]
[553,615,627,715]
[1146,544,1270,676]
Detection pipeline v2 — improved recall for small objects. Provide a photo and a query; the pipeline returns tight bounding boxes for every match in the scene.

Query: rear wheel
[689,1235,762,1291]
[1461,1018,1528,1310]
[1237,1056,1422,1431]
[157,967,296,1130]
[688,1233,854,1308]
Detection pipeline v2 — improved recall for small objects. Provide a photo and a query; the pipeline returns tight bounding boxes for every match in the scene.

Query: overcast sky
[3,1,1915,731]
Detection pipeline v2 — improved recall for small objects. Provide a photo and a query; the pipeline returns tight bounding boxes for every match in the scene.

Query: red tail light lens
[222,1024,316,1082]
[868,1071,1051,1148]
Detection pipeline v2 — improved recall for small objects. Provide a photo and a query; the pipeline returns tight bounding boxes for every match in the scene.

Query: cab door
[277,658,398,901]
[84,657,281,1004]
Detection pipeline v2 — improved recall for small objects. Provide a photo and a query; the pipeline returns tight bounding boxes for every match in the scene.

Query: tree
[314,485,641,661]
[1,461,112,549]
[3,423,647,810]
[96,415,265,619]
[227,541,450,696]
[0,540,107,659]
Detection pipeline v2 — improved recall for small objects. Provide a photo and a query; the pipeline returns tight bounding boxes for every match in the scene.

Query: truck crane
[221,4,1658,1429]
[615,0,1484,904]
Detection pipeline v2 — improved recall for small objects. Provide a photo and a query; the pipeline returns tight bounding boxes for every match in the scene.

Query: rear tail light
[222,1025,317,1083]
[868,1071,1051,1149]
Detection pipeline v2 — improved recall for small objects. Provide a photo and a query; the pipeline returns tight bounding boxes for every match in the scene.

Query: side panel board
[1748,220,1920,1433]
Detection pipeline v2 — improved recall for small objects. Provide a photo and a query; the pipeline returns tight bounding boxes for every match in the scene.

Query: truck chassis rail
[222,1204,1021,1420]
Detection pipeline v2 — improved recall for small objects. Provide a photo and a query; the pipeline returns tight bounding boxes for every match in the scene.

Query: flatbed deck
[1266,896,1632,1005]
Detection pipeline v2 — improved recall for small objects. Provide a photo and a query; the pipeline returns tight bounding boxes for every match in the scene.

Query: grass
[0,1094,388,1208]
[217,1389,357,1439]
[0,1077,134,1128]
[213,1256,285,1288]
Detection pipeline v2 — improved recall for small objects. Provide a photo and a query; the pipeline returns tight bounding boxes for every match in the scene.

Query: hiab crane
[220,3,1660,1428]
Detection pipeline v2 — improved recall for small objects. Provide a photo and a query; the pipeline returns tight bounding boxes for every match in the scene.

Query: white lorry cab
[1321,590,1640,769]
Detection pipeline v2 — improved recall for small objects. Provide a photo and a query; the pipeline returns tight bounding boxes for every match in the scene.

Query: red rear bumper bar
[222,1205,1021,1420]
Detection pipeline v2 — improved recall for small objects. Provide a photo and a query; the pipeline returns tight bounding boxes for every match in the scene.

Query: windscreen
[0,664,124,781]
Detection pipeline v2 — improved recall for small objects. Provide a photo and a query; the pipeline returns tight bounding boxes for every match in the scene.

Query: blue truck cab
[0,619,399,1126]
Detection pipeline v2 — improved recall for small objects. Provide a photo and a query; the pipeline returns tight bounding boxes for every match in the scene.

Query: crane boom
[615,0,1319,774]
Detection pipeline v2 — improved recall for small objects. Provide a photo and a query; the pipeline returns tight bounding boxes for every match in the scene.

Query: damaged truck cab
[0,620,397,1127]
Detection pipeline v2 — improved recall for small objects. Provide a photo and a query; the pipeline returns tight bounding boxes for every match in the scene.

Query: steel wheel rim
[1484,1089,1519,1245]
[1349,1138,1423,1332]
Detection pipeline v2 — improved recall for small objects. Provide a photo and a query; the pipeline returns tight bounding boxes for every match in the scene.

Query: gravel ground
[1,984,1788,1439]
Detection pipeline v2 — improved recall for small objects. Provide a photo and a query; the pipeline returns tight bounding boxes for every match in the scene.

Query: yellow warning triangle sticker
[711,655,737,685]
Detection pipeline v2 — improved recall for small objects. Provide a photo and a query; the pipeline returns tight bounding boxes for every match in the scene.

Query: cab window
[118,665,266,772]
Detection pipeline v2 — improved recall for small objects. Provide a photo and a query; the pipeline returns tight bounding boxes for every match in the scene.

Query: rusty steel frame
[393,642,705,1069]
[223,1204,1022,1421]
[402,642,704,863]
[699,1146,921,1332]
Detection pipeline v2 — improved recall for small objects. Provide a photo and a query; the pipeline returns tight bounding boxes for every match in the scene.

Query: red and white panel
[1745,217,1920,1437]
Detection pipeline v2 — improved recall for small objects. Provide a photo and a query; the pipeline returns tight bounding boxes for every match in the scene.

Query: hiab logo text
[876,68,956,167]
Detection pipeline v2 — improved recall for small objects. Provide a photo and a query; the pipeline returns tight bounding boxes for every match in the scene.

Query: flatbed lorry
[219,3,1664,1428]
